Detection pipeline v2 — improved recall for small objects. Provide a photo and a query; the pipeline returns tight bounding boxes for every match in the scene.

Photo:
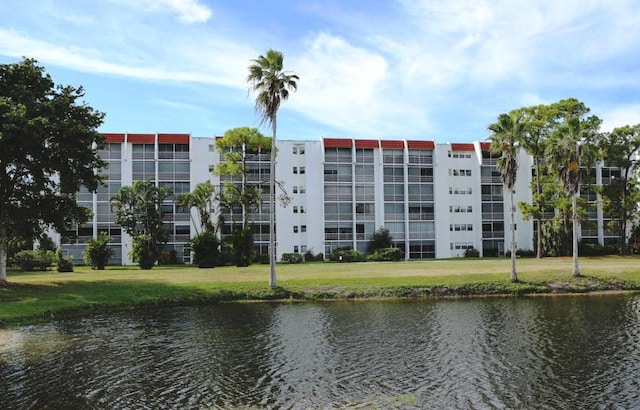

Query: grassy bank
[2,256,640,327]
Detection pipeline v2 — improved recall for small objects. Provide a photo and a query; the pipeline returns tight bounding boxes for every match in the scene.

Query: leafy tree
[214,127,271,266]
[83,231,114,269]
[0,58,105,282]
[368,227,393,253]
[488,111,526,282]
[597,124,640,254]
[545,99,602,276]
[518,104,555,258]
[248,49,299,288]
[110,180,172,269]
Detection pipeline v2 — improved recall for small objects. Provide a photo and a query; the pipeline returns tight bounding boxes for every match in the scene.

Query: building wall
[59,133,621,264]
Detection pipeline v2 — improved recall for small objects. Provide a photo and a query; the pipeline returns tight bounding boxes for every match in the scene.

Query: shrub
[281,253,304,264]
[368,247,403,261]
[191,232,220,268]
[131,235,158,270]
[83,231,113,270]
[464,248,480,258]
[304,250,324,262]
[232,226,253,267]
[329,247,366,263]
[505,249,536,258]
[56,248,74,272]
[368,227,393,253]
[579,241,619,256]
[14,250,54,271]
[158,249,180,265]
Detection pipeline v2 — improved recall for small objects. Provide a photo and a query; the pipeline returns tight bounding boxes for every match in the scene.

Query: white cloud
[127,0,212,24]
[0,29,251,89]
[600,105,640,132]
[289,32,429,138]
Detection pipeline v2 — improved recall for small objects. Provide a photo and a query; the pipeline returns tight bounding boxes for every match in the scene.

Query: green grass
[2,256,640,327]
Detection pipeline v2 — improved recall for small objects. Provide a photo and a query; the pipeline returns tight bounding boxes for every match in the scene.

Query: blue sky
[1,0,640,142]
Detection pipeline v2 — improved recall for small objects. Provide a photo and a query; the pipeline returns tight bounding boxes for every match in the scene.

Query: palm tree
[546,115,601,276]
[177,181,216,234]
[247,49,298,288]
[488,111,526,282]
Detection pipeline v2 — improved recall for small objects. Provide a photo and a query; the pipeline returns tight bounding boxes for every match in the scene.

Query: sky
[1,0,640,142]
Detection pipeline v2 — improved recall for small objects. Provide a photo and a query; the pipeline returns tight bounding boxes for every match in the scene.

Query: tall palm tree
[546,115,601,276]
[488,111,526,282]
[247,49,298,288]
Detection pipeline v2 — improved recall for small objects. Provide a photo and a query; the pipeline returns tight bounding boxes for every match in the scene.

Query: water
[1,294,640,409]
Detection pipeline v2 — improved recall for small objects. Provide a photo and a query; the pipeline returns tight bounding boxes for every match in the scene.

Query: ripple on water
[2,296,640,409]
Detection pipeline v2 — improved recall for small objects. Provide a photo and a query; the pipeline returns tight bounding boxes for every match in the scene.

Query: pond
[1,294,640,409]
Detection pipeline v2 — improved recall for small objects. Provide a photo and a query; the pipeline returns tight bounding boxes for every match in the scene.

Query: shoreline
[2,276,639,328]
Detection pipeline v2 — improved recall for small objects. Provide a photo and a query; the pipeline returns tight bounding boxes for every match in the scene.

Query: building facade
[57,133,620,264]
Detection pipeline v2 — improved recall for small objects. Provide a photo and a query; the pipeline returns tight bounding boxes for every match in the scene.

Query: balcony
[481,176,502,184]
[482,231,505,239]
[481,195,503,202]
[482,212,504,220]
[407,175,434,183]
[408,213,434,221]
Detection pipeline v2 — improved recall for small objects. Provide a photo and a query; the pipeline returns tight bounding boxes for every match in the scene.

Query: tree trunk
[0,222,8,282]
[510,189,518,282]
[269,121,277,288]
[534,157,543,259]
[572,192,580,276]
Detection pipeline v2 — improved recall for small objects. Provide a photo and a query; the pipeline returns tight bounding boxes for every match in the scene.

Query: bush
[368,227,393,253]
[131,235,158,270]
[464,248,480,258]
[14,250,54,271]
[232,226,253,267]
[83,231,113,270]
[505,249,536,258]
[304,250,324,262]
[368,247,403,261]
[191,232,220,268]
[579,241,619,256]
[56,248,74,272]
[281,253,304,264]
[158,249,180,265]
[329,247,366,263]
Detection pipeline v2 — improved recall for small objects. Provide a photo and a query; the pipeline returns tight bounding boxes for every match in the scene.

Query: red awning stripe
[407,140,435,149]
[323,138,353,148]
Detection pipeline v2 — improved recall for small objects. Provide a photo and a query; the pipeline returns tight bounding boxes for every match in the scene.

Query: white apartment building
[57,133,619,265]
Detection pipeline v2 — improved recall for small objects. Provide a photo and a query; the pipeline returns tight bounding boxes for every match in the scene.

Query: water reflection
[1,295,640,409]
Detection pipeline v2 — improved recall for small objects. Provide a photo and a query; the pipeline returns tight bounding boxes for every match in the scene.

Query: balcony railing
[482,212,504,220]
[482,231,505,239]
[408,213,435,220]
[481,176,502,184]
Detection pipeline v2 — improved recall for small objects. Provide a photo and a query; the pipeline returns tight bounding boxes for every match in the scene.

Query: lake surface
[1,294,640,409]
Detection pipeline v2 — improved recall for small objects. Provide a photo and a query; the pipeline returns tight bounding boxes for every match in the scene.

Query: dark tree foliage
[0,58,105,281]
[368,227,393,253]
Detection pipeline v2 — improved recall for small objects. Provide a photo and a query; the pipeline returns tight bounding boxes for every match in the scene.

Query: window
[293,186,298,194]
[208,144,214,152]
[293,146,298,154]
[293,206,299,213]
[301,245,307,253]
[294,246,299,253]
[293,167,298,174]
[300,206,306,213]
[300,186,306,194]
[293,144,305,155]
[299,166,306,174]
[301,225,307,232]
[293,226,299,233]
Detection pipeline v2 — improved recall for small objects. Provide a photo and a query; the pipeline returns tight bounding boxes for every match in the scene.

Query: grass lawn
[2,256,640,327]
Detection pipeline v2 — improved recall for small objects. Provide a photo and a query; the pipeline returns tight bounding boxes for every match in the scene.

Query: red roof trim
[127,134,155,143]
[158,133,189,144]
[380,140,405,149]
[354,139,379,148]
[407,140,435,150]
[480,142,491,151]
[102,133,125,143]
[323,138,353,148]
[451,143,475,151]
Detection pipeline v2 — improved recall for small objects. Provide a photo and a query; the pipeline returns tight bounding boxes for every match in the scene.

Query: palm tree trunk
[510,189,517,282]
[0,222,7,282]
[572,192,580,276]
[534,157,543,259]
[269,121,277,288]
